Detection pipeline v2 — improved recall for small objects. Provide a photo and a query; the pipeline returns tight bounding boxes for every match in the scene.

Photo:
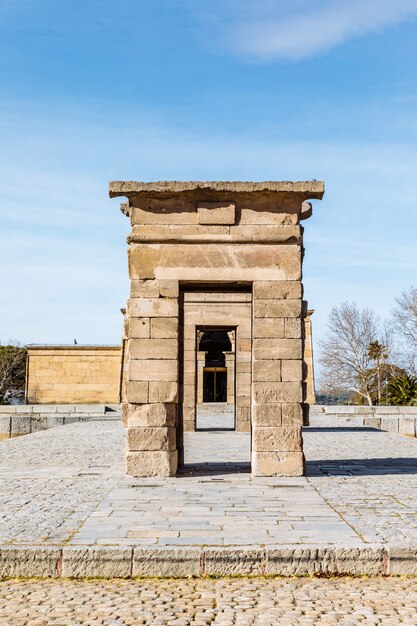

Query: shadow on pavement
[307,458,417,476]
[178,462,251,477]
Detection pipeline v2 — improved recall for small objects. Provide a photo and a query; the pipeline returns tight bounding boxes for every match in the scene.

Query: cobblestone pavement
[1,415,417,547]
[1,577,417,625]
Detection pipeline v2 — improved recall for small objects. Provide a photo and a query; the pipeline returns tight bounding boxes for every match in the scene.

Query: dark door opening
[203,367,227,403]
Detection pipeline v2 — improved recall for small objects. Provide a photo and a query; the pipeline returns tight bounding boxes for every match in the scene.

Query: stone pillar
[251,281,304,476]
[304,309,316,405]
[124,278,179,477]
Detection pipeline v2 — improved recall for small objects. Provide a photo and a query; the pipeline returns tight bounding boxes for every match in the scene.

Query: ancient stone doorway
[196,327,236,430]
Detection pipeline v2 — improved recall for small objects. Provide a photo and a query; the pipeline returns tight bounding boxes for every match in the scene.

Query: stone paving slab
[1,414,417,576]
[2,577,417,625]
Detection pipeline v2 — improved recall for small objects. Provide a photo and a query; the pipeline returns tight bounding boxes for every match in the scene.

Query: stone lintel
[109,180,325,199]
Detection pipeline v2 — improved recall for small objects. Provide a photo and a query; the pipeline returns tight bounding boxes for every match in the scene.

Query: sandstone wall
[26,346,123,404]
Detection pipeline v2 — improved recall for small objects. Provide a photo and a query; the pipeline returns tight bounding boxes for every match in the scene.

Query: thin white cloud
[225,0,417,61]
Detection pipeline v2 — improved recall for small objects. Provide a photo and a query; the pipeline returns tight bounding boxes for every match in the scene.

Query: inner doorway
[196,327,235,430]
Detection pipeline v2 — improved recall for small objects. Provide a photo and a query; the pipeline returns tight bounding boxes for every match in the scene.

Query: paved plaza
[2,577,417,625]
[1,414,417,549]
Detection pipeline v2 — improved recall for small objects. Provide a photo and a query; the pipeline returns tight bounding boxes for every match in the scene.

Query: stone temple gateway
[110,180,324,477]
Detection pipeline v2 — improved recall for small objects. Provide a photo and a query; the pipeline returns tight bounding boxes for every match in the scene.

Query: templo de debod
[110,180,324,478]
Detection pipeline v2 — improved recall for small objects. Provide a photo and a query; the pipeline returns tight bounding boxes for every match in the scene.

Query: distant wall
[26,346,123,404]
[310,405,417,437]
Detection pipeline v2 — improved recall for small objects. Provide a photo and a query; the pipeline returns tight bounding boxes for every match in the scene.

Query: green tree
[387,374,417,406]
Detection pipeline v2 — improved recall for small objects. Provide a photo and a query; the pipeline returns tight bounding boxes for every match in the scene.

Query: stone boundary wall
[0,544,416,578]
[0,404,121,438]
[310,405,417,437]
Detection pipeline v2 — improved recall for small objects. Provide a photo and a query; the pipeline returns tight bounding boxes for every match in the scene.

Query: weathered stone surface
[198,202,235,225]
[129,318,150,338]
[267,546,336,575]
[281,360,303,382]
[128,244,302,281]
[252,451,304,476]
[129,338,178,360]
[282,403,303,425]
[335,547,384,575]
[253,338,302,360]
[204,548,265,576]
[252,427,302,452]
[398,417,415,437]
[126,380,148,403]
[62,547,132,578]
[127,426,176,451]
[380,416,399,434]
[127,403,176,427]
[252,404,282,426]
[253,360,281,382]
[128,297,178,318]
[150,317,178,338]
[110,180,325,196]
[0,415,11,437]
[159,279,179,298]
[126,451,178,477]
[285,317,302,338]
[388,546,417,575]
[0,547,61,578]
[254,299,302,319]
[129,359,178,382]
[10,416,30,436]
[148,381,177,403]
[253,382,302,403]
[133,547,201,577]
[253,281,302,300]
[253,317,285,338]
[131,279,160,298]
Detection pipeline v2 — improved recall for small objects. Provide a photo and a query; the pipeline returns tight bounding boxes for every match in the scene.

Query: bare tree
[392,286,417,374]
[319,302,383,405]
[0,344,27,404]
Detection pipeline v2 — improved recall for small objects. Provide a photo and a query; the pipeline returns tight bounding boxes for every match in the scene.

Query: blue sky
[1,0,417,380]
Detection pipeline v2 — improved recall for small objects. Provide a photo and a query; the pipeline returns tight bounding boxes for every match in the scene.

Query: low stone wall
[0,404,121,438]
[310,405,417,437]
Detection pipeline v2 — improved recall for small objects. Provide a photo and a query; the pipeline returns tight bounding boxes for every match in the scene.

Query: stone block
[149,381,178,403]
[129,359,178,382]
[252,451,304,476]
[128,243,301,281]
[197,202,235,225]
[281,360,303,382]
[388,546,417,575]
[204,548,265,576]
[253,360,281,382]
[253,318,285,338]
[129,338,178,360]
[364,416,381,429]
[252,426,302,452]
[398,417,416,437]
[159,279,179,298]
[10,415,30,436]
[127,426,176,451]
[150,317,178,338]
[254,299,302,319]
[252,404,282,426]
[126,451,178,477]
[131,279,160,298]
[335,547,384,575]
[133,547,201,577]
[129,297,178,318]
[253,338,302,360]
[266,546,336,575]
[129,318,150,338]
[0,546,61,578]
[127,403,176,427]
[31,416,47,432]
[62,547,132,578]
[253,382,302,403]
[380,416,399,434]
[253,281,302,300]
[127,381,148,403]
[285,318,302,338]
[46,415,64,429]
[0,415,10,437]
